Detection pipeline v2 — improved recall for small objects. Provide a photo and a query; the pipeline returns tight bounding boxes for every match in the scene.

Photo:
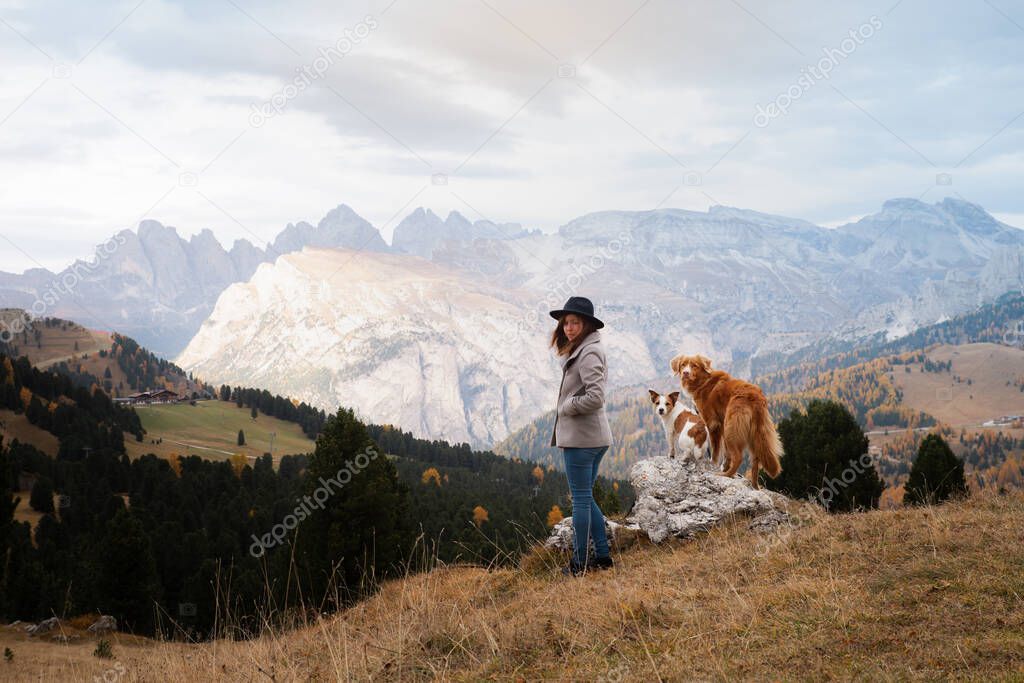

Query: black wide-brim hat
[549,296,604,329]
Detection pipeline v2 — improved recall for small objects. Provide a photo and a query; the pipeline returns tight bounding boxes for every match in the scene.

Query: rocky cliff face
[270,204,388,257]
[838,197,1024,280]
[391,208,530,259]
[175,248,661,446]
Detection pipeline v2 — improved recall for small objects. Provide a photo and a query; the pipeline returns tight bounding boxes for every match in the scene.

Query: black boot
[561,559,587,576]
[591,555,614,570]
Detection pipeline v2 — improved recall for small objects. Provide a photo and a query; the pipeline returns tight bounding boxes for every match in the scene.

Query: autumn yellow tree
[229,453,248,478]
[19,387,32,409]
[531,465,544,485]
[421,467,442,486]
[167,453,182,477]
[879,485,904,509]
[546,504,564,527]
[996,458,1022,490]
[472,505,489,527]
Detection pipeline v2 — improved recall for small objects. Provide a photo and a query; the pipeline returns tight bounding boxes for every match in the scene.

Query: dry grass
[0,409,60,456]
[3,493,1023,682]
[0,312,107,368]
[0,623,151,681]
[896,343,1024,426]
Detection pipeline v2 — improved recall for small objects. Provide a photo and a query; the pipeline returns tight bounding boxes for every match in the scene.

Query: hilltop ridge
[3,493,1021,681]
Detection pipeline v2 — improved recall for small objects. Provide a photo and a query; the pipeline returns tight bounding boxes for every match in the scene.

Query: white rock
[627,456,787,543]
[27,616,59,636]
[87,615,117,634]
[543,516,630,551]
[544,456,788,548]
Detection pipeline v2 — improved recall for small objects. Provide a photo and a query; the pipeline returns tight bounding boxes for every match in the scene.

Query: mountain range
[0,205,385,356]
[3,196,1023,447]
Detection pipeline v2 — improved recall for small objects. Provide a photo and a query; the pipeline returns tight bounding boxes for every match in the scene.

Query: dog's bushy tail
[752,408,783,478]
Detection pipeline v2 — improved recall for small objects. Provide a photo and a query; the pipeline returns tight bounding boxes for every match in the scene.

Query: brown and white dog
[669,354,782,489]
[648,390,711,463]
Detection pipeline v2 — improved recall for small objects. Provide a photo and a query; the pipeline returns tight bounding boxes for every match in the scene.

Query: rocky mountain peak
[880,197,931,213]
[136,219,182,246]
[189,228,221,246]
[938,197,1013,238]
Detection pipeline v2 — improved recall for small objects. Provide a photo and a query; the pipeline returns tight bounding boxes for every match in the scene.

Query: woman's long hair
[549,314,599,357]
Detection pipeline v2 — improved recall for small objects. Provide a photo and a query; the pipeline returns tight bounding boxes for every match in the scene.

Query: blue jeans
[562,446,610,566]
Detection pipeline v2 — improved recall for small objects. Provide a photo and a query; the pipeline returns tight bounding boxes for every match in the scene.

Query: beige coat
[550,330,613,448]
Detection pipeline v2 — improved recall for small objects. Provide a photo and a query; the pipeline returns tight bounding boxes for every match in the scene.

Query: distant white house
[982,415,1023,427]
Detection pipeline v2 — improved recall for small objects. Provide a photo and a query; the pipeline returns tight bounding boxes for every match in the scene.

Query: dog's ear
[668,391,680,403]
[669,356,685,376]
[647,389,659,403]
[696,355,712,372]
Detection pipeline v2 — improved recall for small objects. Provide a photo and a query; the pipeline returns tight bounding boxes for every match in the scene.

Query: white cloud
[1,0,1023,272]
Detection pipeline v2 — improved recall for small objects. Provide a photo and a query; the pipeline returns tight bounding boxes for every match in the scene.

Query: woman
[549,296,614,576]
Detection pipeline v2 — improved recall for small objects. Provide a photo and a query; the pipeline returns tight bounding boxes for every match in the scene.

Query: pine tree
[904,434,967,506]
[95,509,161,634]
[29,476,54,514]
[593,479,621,516]
[237,429,246,446]
[297,408,411,608]
[0,438,19,614]
[767,399,884,512]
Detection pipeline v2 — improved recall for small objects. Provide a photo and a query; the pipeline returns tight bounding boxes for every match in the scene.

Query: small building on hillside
[114,389,182,405]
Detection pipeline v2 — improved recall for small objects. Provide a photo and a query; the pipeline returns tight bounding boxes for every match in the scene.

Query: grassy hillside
[894,342,1024,426]
[3,493,1021,681]
[0,310,108,366]
[3,393,316,464]
[0,310,208,400]
[0,409,59,456]
[126,399,316,462]
[0,311,306,462]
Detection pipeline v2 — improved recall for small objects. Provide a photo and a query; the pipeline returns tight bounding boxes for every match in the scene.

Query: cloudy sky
[1,0,1023,272]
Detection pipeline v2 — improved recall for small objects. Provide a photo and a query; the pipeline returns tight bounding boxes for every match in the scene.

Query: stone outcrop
[545,456,790,549]
[27,617,60,636]
[87,615,117,634]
